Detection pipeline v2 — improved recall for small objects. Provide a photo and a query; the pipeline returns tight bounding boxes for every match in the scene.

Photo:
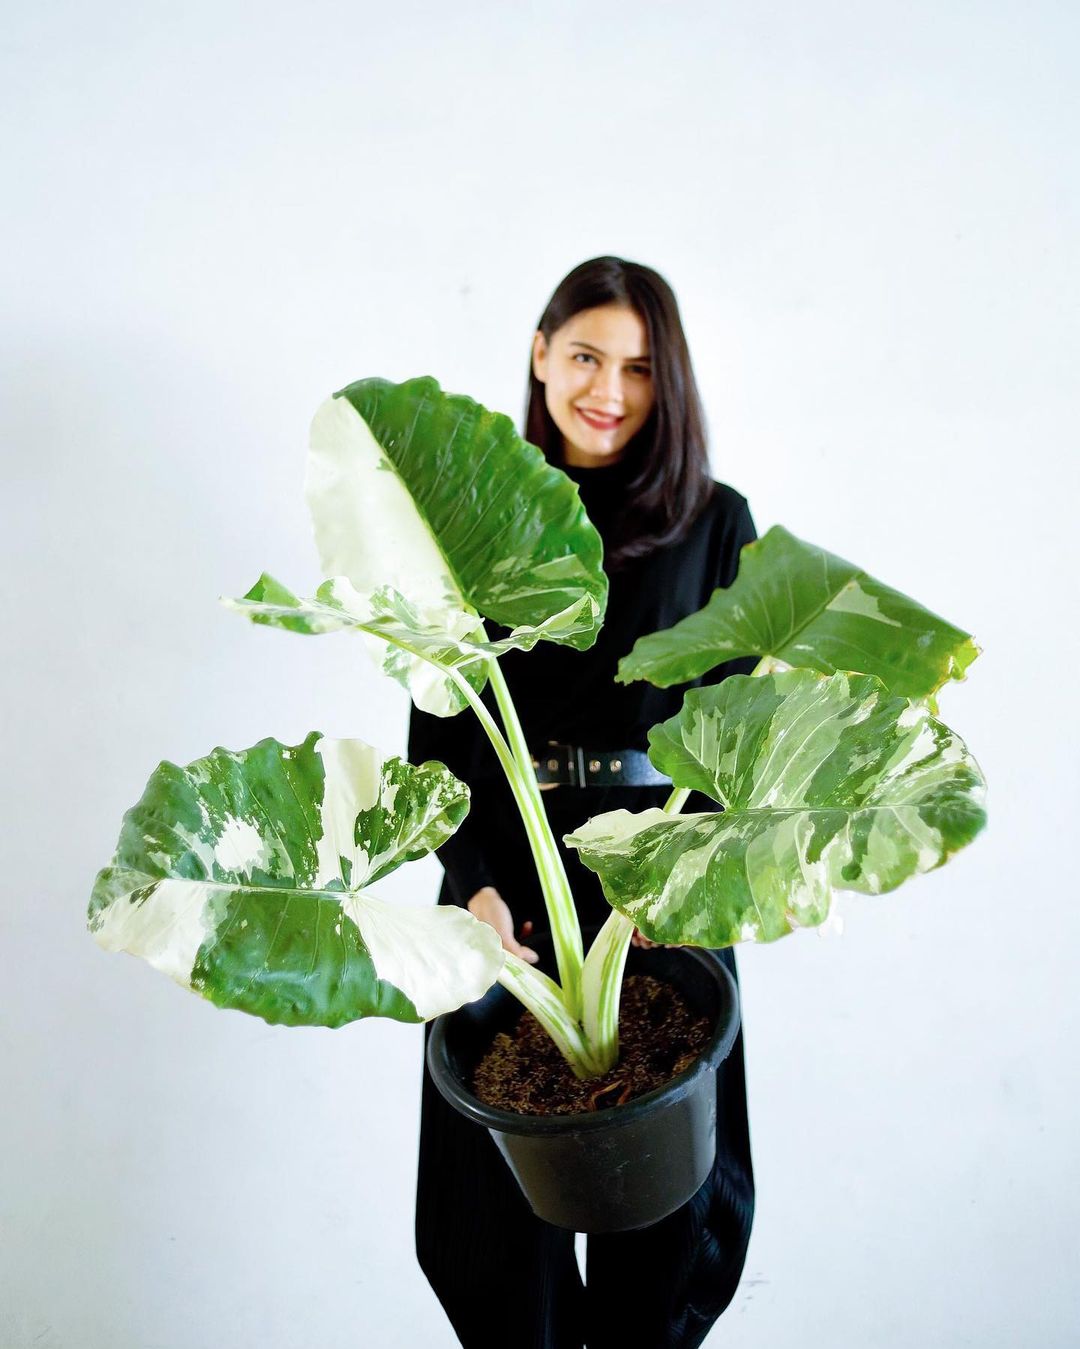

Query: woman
[409,256,757,1349]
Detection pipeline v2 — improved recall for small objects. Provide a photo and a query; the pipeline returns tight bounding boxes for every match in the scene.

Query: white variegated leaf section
[339,891,504,1020]
[306,395,461,611]
[312,739,382,887]
[92,875,225,988]
[304,395,474,716]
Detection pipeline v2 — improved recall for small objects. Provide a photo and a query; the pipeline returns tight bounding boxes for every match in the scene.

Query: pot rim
[427,944,740,1138]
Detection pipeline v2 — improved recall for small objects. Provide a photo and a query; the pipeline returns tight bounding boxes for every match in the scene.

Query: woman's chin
[563,445,627,468]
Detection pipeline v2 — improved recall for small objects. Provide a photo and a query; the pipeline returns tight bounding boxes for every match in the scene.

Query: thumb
[507,934,539,964]
[517,919,538,962]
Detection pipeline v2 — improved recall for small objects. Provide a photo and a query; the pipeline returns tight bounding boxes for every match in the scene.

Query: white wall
[2,2,1077,1345]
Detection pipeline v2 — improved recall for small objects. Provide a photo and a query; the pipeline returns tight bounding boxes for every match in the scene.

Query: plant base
[426,938,740,1233]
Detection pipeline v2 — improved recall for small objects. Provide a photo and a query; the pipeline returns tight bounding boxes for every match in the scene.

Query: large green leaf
[617,525,979,699]
[88,735,504,1026]
[289,376,607,713]
[565,671,986,947]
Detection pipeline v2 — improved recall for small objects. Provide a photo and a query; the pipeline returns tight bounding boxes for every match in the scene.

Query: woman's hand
[466,887,539,964]
[631,928,682,949]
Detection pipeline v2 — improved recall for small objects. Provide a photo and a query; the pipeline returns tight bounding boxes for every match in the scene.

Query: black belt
[529,742,672,788]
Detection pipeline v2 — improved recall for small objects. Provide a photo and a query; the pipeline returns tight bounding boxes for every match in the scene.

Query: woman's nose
[590,367,624,405]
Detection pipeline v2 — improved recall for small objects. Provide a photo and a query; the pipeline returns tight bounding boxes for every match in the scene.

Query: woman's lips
[575,407,624,431]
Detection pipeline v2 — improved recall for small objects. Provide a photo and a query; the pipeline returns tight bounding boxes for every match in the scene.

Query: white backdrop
[3,2,1077,1346]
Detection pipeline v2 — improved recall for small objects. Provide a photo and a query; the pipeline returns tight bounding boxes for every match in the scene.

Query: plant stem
[579,772,698,1072]
[580,909,635,1074]
[495,651,790,1076]
[346,631,588,1041]
[366,630,586,1019]
[486,658,584,1019]
[498,953,603,1080]
[441,661,583,1019]
[750,653,786,676]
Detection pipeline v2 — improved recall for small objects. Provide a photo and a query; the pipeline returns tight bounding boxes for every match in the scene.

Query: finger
[521,920,534,934]
[514,944,539,964]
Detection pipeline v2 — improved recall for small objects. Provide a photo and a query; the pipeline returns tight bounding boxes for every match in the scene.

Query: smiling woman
[409,256,758,1349]
[524,256,717,571]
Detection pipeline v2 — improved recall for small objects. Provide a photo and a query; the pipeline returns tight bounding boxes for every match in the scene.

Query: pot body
[426,938,740,1233]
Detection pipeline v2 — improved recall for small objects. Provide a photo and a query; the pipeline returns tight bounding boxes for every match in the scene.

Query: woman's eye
[572,352,597,365]
[627,365,651,378]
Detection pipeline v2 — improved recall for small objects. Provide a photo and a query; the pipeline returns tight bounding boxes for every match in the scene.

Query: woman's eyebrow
[568,341,651,362]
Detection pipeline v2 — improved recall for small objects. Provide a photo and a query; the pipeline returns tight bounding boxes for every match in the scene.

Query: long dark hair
[524,255,713,568]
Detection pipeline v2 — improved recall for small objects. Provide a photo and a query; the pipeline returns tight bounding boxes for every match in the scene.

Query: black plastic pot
[426,934,740,1234]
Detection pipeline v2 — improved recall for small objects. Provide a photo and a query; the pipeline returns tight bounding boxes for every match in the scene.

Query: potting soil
[471,974,710,1115]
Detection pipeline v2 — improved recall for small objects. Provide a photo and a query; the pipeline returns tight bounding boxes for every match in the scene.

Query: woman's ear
[531,330,548,383]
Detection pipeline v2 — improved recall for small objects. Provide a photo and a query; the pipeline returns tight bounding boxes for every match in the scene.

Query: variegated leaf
[223,574,488,715]
[295,377,607,712]
[223,572,597,716]
[618,525,979,699]
[88,735,504,1025]
[565,671,986,947]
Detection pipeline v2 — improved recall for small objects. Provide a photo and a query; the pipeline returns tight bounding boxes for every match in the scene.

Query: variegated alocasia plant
[89,376,987,1084]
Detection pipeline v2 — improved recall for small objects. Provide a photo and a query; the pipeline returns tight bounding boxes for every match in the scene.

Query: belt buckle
[532,741,586,787]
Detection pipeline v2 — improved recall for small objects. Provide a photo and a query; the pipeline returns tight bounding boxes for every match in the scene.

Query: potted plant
[88,376,986,1234]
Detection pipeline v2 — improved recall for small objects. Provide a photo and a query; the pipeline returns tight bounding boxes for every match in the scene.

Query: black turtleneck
[407,463,757,912]
[559,453,637,548]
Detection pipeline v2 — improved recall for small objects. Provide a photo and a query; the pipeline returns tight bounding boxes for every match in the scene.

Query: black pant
[415,883,755,1349]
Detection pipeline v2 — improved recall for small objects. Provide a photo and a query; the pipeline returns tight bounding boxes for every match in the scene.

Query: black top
[407,458,758,911]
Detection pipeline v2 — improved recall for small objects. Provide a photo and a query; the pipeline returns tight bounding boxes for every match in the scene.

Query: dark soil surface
[471,974,710,1115]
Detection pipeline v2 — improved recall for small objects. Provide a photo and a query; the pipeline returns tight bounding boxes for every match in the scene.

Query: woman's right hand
[466,886,539,964]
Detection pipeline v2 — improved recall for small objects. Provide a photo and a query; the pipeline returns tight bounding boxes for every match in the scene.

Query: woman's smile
[574,406,625,431]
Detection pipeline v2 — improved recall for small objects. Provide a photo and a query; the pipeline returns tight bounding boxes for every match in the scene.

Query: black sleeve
[407,703,499,907]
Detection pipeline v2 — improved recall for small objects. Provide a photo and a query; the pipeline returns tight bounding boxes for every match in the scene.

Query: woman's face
[532,304,655,468]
